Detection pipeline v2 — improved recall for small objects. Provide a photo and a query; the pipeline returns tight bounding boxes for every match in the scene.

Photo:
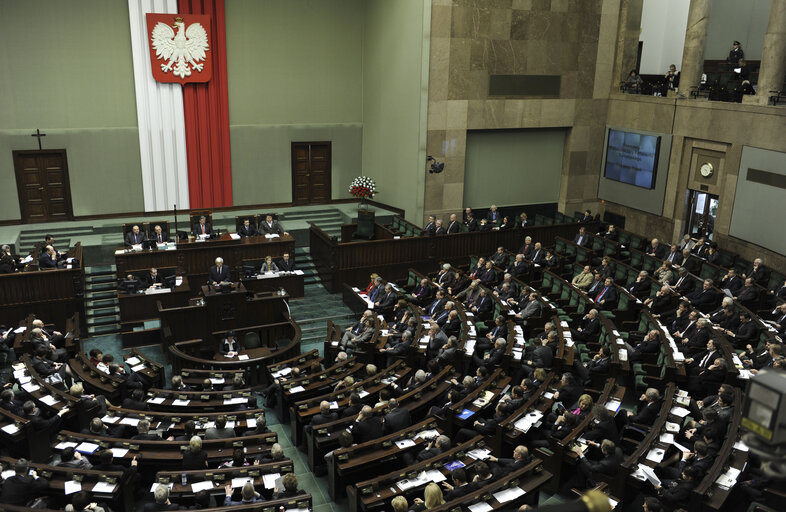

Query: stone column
[744,0,786,105]
[680,0,712,95]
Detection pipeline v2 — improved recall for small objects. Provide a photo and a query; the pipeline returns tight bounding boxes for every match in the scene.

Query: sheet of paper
[1,424,20,435]
[125,356,141,366]
[395,439,416,449]
[733,440,749,452]
[146,397,166,405]
[670,406,690,418]
[237,354,249,360]
[120,417,140,426]
[191,480,215,492]
[468,503,493,512]
[14,326,27,334]
[64,480,82,495]
[172,399,191,406]
[92,481,116,493]
[263,472,281,489]
[659,433,675,444]
[131,364,146,372]
[229,233,241,240]
[358,390,370,398]
[246,418,257,429]
[422,469,447,483]
[209,377,225,384]
[110,447,129,458]
[414,429,440,440]
[665,421,680,433]
[56,441,78,449]
[639,465,661,487]
[21,383,40,393]
[150,482,174,492]
[493,486,526,503]
[288,386,306,394]
[468,448,491,460]
[646,447,666,463]
[0,470,14,480]
[231,476,253,488]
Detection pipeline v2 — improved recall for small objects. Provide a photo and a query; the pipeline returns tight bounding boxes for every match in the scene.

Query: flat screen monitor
[603,129,660,189]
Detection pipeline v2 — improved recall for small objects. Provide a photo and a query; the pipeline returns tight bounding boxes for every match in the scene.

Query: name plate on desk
[257,272,280,279]
[145,287,172,295]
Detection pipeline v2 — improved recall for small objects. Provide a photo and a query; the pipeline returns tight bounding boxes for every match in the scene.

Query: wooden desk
[241,271,305,298]
[0,243,85,334]
[114,233,295,280]
[118,280,192,322]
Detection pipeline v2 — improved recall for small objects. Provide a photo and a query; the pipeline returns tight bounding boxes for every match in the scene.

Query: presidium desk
[113,233,296,287]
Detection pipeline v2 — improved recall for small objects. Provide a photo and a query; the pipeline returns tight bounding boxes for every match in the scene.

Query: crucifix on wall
[31,128,46,150]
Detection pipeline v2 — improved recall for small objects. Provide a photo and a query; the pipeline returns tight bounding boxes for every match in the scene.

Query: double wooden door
[12,149,74,223]
[291,142,331,205]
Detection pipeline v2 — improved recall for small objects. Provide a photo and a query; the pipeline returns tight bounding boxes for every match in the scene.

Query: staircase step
[87,282,116,292]
[88,314,121,326]
[87,306,120,317]
[86,290,118,300]
[88,324,121,335]
[86,299,119,310]
[85,274,117,284]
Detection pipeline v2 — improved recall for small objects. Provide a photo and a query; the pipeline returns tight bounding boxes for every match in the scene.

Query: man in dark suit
[351,406,383,444]
[434,264,456,289]
[474,338,506,369]
[340,393,363,418]
[464,212,479,232]
[593,277,618,309]
[373,283,398,317]
[132,419,163,440]
[573,226,591,247]
[586,272,605,297]
[528,242,546,265]
[488,445,531,478]
[720,268,743,295]
[122,389,149,411]
[579,209,593,222]
[193,216,212,236]
[664,244,683,265]
[424,290,447,317]
[626,388,662,425]
[151,224,169,244]
[142,267,162,287]
[521,337,553,377]
[259,214,288,236]
[422,215,436,236]
[446,213,460,233]
[409,278,432,305]
[655,466,699,510]
[0,459,50,505]
[441,468,474,501]
[425,324,449,360]
[519,236,533,257]
[479,261,496,284]
[685,279,719,312]
[671,267,695,295]
[567,439,623,493]
[278,252,296,272]
[572,308,601,343]
[584,405,619,444]
[599,224,619,241]
[685,339,721,377]
[742,258,769,286]
[311,401,339,427]
[383,330,412,366]
[628,271,651,299]
[209,257,231,285]
[125,225,147,246]
[625,329,662,363]
[656,440,714,481]
[382,398,411,434]
[38,245,59,269]
[682,319,711,355]
[433,219,446,235]
[237,218,257,237]
[647,238,668,259]
[734,278,760,309]
[726,312,759,349]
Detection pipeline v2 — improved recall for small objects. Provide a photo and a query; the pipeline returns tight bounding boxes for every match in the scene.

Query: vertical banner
[178,0,233,208]
[128,0,190,212]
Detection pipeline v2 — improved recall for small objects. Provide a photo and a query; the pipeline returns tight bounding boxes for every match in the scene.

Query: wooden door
[291,142,331,205]
[12,149,73,223]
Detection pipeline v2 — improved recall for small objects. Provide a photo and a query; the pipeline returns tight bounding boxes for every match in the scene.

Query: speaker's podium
[201,282,248,328]
[355,209,375,240]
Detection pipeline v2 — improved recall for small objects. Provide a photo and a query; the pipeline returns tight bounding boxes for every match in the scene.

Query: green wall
[0,0,141,219]
[361,0,430,222]
[225,0,364,205]
[464,129,566,208]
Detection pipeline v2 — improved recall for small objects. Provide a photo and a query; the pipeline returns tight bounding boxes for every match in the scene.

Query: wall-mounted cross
[31,128,46,150]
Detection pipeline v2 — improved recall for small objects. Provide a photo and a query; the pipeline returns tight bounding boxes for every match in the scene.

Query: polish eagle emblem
[151,16,209,79]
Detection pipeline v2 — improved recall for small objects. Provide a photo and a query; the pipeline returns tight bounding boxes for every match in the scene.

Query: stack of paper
[414,429,439,440]
[646,447,666,463]
[263,473,280,489]
[395,439,416,449]
[421,469,447,483]
[76,442,99,454]
[715,467,741,490]
[493,486,525,503]
[64,480,82,495]
[125,356,141,366]
[467,448,491,460]
[191,481,215,492]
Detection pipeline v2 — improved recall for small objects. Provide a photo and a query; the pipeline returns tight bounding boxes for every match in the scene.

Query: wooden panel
[291,142,311,205]
[309,142,331,203]
[291,141,331,205]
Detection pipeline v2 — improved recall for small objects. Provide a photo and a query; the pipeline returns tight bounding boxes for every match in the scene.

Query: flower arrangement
[348,176,377,199]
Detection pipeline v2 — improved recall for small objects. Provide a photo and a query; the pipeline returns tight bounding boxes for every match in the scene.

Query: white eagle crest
[151,17,209,79]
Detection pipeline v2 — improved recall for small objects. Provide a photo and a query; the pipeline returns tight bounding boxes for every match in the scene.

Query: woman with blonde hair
[411,482,445,510]
[182,435,208,470]
[391,496,408,512]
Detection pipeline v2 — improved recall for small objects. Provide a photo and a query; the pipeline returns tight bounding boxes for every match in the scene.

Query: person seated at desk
[209,257,231,285]
[238,218,257,238]
[0,458,50,506]
[278,252,295,272]
[151,224,169,244]
[0,244,22,273]
[38,244,59,269]
[193,215,212,237]
[219,330,242,357]
[259,214,288,236]
[119,274,142,293]
[125,225,147,246]
[143,267,162,287]
[260,255,278,273]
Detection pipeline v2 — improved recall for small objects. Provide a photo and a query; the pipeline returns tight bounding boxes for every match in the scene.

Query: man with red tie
[594,277,618,309]
[152,224,168,244]
[193,216,212,237]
